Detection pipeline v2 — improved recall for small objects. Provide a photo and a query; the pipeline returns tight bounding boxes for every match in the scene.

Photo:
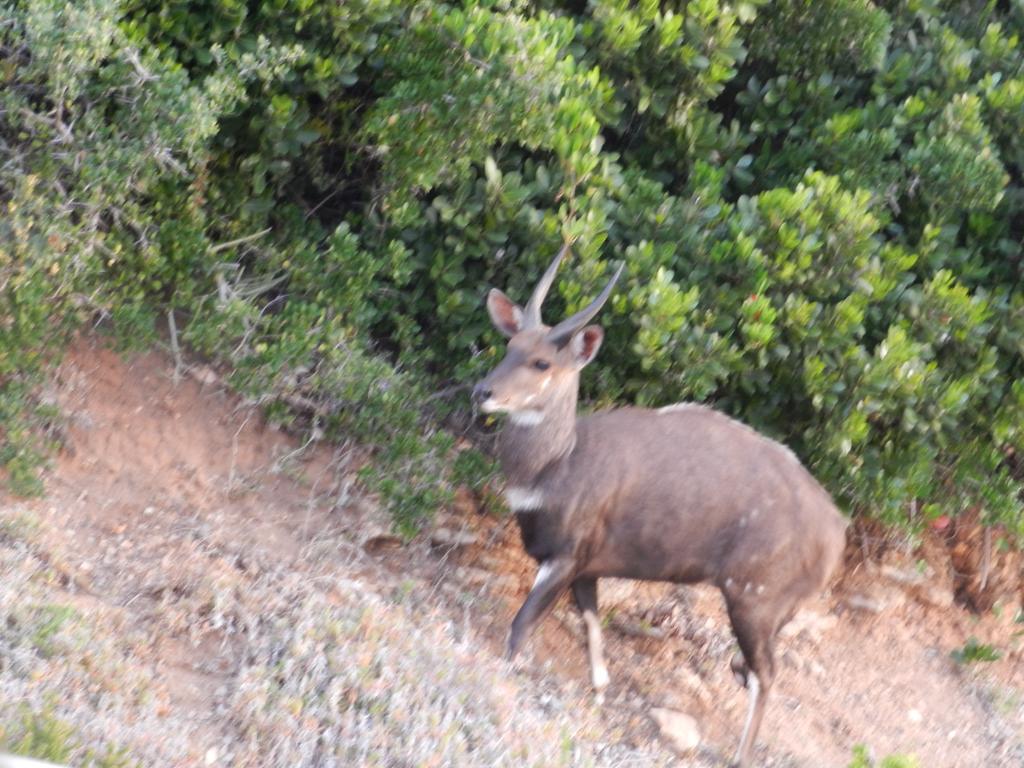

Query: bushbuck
[472,245,848,767]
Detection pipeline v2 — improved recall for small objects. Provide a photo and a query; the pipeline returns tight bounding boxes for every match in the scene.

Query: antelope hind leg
[572,577,609,700]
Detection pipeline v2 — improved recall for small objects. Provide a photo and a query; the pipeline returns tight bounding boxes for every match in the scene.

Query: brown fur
[473,252,848,767]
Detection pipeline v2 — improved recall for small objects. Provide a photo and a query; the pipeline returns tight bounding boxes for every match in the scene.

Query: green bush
[2,0,1023,538]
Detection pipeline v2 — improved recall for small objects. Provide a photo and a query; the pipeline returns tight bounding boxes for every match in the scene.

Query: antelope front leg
[507,557,575,660]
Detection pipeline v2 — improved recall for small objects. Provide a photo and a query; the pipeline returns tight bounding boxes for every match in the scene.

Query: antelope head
[472,245,624,424]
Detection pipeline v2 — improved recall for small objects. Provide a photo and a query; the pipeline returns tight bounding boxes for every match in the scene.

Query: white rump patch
[510,409,545,426]
[506,486,544,511]
[657,402,702,415]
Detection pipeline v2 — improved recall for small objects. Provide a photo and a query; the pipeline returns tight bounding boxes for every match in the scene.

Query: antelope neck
[498,385,578,485]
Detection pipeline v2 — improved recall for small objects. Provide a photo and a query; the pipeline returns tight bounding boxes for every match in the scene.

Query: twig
[209,227,272,254]
[979,526,992,593]
[167,310,183,383]
[425,382,470,402]
[304,188,344,221]
[124,49,156,83]
[18,106,73,144]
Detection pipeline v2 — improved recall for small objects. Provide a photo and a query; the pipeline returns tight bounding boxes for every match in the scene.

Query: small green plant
[0,706,76,764]
[0,705,136,768]
[0,509,41,544]
[951,637,1002,664]
[848,744,920,768]
[29,604,78,658]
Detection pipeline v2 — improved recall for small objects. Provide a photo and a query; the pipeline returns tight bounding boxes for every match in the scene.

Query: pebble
[429,527,479,548]
[650,707,701,753]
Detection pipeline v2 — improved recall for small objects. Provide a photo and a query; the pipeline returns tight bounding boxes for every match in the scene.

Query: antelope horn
[523,242,571,329]
[547,262,625,346]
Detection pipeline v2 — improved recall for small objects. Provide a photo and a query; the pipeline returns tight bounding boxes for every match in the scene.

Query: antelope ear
[570,325,604,368]
[487,289,524,337]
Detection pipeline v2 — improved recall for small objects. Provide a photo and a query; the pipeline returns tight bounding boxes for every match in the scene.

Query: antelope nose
[472,382,492,404]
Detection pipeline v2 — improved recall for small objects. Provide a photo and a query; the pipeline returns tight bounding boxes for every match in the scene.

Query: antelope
[472,245,848,767]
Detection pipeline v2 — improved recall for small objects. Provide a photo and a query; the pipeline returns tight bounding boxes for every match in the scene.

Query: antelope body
[472,247,848,767]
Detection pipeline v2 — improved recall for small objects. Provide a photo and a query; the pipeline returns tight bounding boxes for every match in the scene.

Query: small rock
[611,617,667,639]
[908,708,923,723]
[650,708,701,754]
[191,366,220,386]
[913,583,955,609]
[452,566,517,591]
[205,747,218,765]
[455,565,491,584]
[879,564,927,587]
[429,527,479,548]
[780,610,839,642]
[807,660,827,678]
[844,586,906,614]
[362,531,403,553]
[843,593,886,614]
[476,554,505,570]
[674,667,713,706]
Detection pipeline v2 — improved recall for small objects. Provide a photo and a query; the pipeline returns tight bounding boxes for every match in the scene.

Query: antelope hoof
[505,638,520,663]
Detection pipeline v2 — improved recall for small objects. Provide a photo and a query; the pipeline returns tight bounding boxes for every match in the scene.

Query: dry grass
[227,574,604,767]
[0,531,189,766]
[0,502,665,768]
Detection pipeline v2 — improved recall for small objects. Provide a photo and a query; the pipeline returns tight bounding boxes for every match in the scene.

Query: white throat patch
[506,486,545,511]
[509,409,545,426]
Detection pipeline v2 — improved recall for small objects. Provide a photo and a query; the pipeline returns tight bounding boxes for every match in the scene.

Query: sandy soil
[3,337,1023,767]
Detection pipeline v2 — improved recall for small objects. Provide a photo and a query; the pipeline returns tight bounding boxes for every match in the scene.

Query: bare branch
[209,228,272,254]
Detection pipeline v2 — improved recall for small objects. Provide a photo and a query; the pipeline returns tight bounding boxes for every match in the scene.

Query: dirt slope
[1,337,1022,767]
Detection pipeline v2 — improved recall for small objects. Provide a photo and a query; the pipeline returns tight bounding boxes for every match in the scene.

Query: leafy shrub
[0,0,493,531]
[2,0,1023,539]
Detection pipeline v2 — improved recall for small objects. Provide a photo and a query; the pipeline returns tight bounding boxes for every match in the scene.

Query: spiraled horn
[523,242,571,329]
[547,262,625,346]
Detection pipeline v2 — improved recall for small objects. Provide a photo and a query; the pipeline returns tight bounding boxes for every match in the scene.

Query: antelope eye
[532,359,551,371]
